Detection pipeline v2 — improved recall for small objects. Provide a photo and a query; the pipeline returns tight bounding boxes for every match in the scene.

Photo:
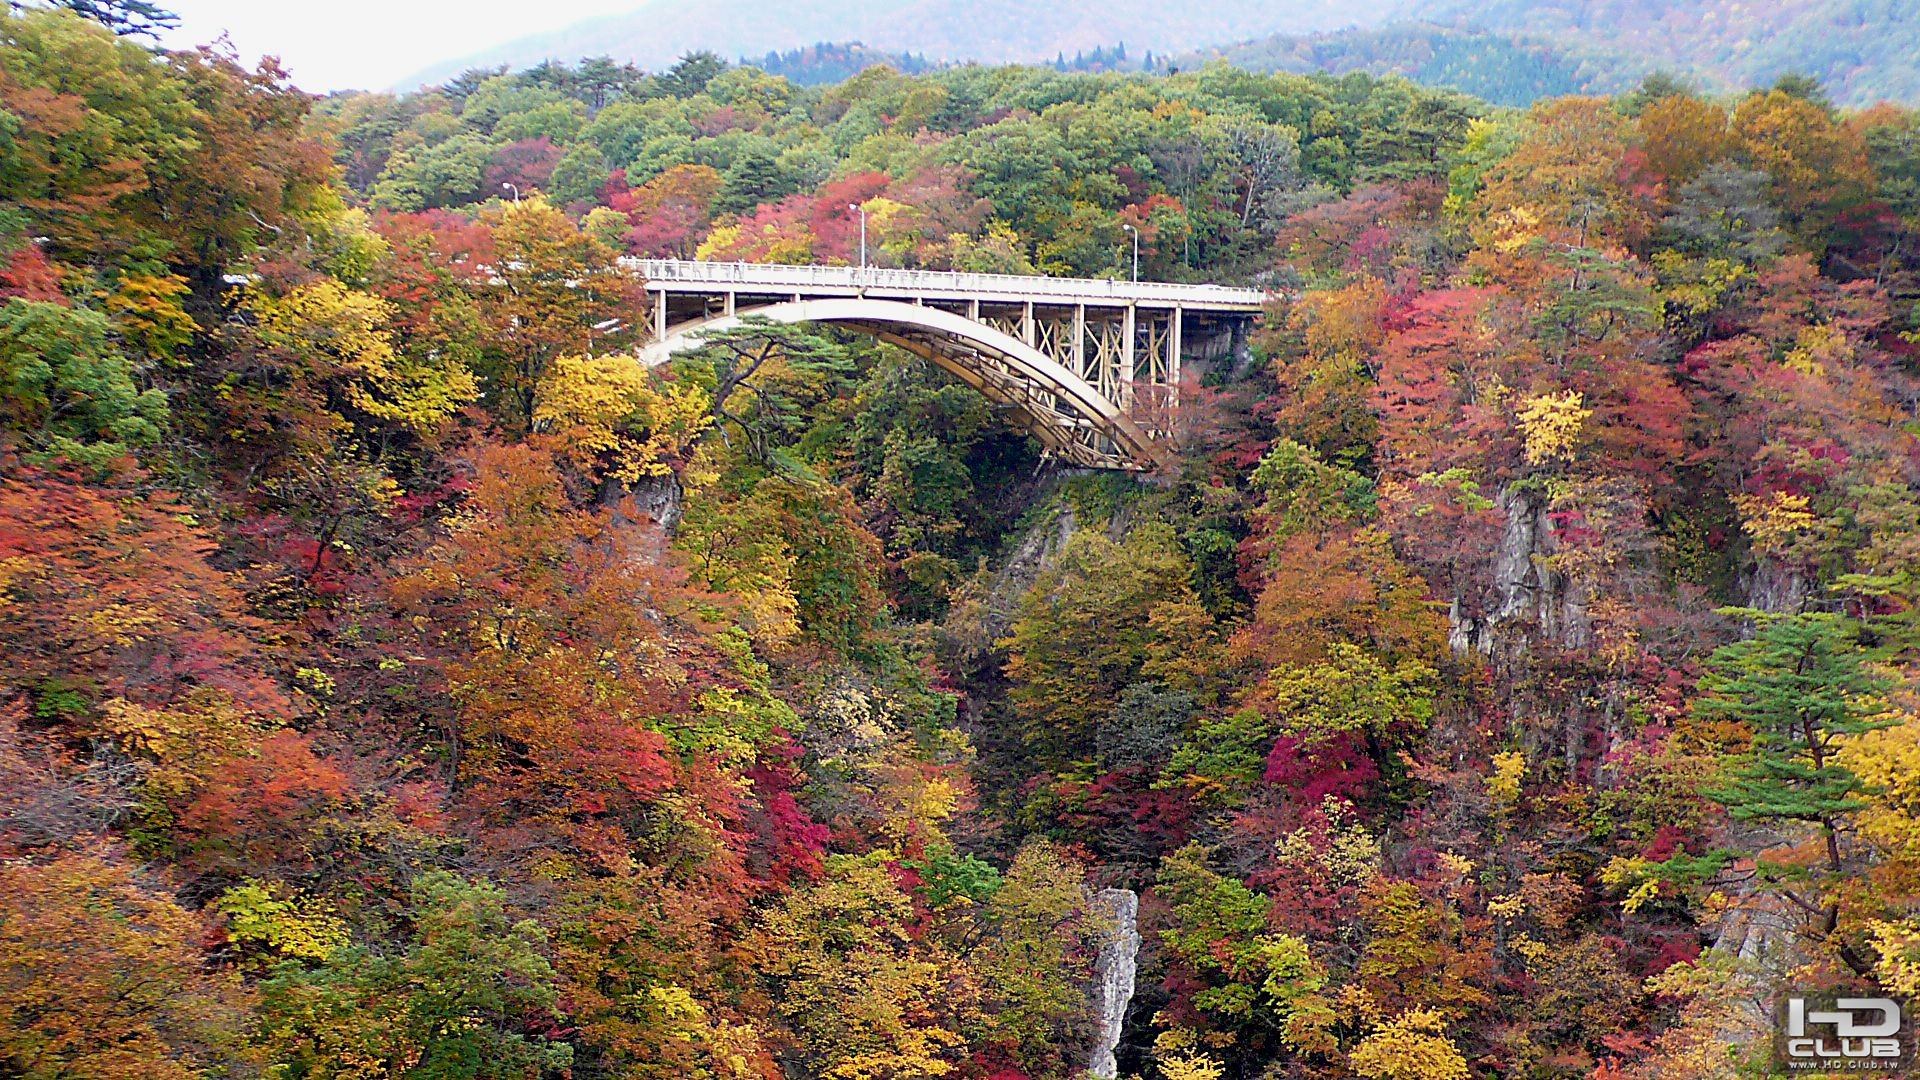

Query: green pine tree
[51,0,178,39]
[1698,611,1898,872]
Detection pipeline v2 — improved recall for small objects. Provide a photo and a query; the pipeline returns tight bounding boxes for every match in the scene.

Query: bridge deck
[630,259,1267,311]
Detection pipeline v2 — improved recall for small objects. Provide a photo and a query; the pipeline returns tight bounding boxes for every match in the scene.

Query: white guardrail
[626,258,1268,309]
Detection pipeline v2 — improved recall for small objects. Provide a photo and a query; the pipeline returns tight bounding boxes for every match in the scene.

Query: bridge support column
[723,291,736,316]
[1121,305,1136,407]
[1073,304,1086,379]
[1021,301,1035,347]
[653,291,666,342]
[1169,306,1182,389]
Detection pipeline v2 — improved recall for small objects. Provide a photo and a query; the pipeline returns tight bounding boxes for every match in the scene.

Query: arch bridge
[632,260,1265,471]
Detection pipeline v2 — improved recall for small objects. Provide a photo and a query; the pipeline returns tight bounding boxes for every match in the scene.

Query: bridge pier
[1072,304,1086,384]
[1170,306,1183,390]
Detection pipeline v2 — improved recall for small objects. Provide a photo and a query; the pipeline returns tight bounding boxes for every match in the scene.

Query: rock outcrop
[1087,887,1140,1080]
[1447,483,1590,656]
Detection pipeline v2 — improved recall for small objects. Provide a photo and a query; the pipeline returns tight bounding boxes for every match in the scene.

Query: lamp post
[1121,223,1139,282]
[847,202,868,270]
[501,182,520,205]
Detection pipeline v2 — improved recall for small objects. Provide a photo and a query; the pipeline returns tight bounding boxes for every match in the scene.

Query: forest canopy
[4,6,1920,1080]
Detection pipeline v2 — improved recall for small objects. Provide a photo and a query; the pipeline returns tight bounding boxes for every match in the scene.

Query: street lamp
[501,182,521,205]
[848,202,868,270]
[1121,223,1139,283]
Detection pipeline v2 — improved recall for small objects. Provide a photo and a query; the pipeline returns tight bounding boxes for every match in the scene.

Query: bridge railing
[627,258,1267,309]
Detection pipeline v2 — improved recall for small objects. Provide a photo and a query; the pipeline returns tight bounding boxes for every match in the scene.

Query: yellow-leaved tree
[0,852,255,1078]
[1515,390,1591,466]
[1347,1008,1472,1080]
[745,854,971,1080]
[246,278,477,436]
[1835,705,1920,863]
[1159,1051,1226,1080]
[532,353,710,483]
[1838,701,1920,994]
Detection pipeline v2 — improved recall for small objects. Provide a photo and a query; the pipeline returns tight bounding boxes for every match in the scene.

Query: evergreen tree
[572,56,635,110]
[442,65,508,106]
[673,316,854,467]
[1699,612,1898,864]
[1771,71,1832,108]
[1695,611,1901,975]
[658,50,726,97]
[1622,70,1696,114]
[521,59,576,93]
[49,0,177,39]
[715,147,796,215]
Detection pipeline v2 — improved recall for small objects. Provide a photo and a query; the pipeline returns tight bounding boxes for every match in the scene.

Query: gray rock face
[1447,483,1589,656]
[1738,557,1807,615]
[1088,887,1140,1080]
[601,472,684,535]
[591,471,686,569]
[938,493,1078,664]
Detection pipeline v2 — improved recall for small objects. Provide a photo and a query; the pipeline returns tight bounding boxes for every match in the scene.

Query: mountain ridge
[1199,0,1920,105]
[400,0,1920,106]
[397,0,1395,90]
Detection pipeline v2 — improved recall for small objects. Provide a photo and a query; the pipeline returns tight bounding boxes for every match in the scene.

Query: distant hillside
[1196,0,1920,106]
[743,40,1148,87]
[399,0,1397,90]
[1174,23,1646,107]
[750,42,939,86]
[404,0,1920,105]
[1418,0,1920,105]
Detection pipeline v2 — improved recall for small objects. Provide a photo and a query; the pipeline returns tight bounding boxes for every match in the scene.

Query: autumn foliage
[4,9,1920,1080]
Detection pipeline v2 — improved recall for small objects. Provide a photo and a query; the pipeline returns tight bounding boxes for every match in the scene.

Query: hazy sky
[157,0,645,92]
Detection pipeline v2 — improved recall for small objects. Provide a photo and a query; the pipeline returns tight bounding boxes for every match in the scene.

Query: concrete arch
[637,298,1174,471]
